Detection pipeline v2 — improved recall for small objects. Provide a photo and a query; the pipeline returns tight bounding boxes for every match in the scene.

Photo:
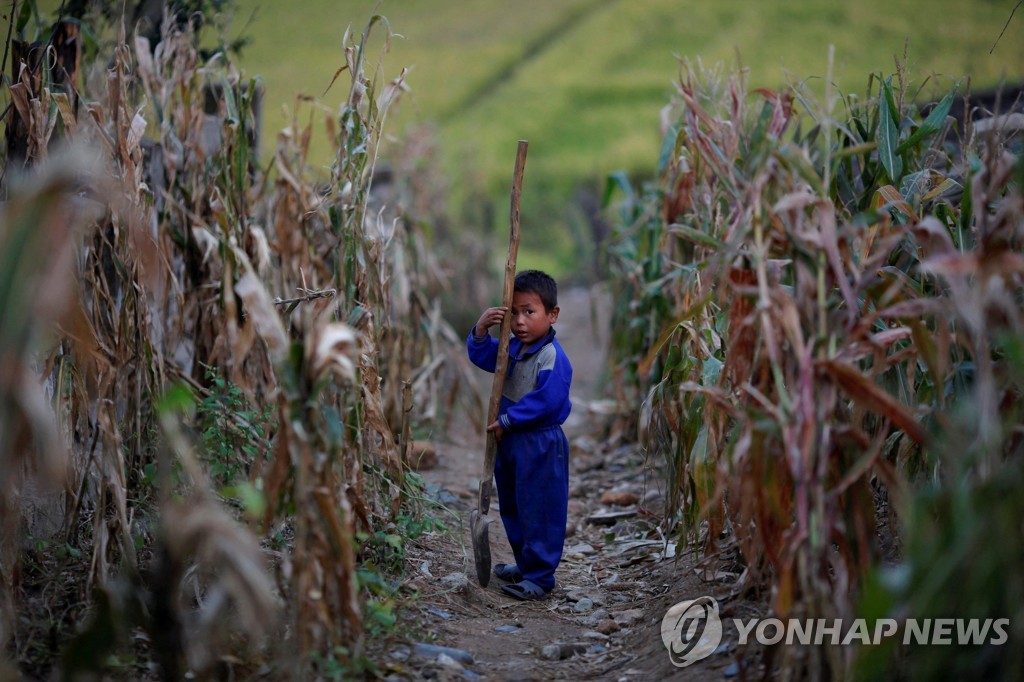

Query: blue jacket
[467,328,572,430]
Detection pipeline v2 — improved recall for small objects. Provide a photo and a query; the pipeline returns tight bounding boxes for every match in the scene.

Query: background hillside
[231,0,1022,274]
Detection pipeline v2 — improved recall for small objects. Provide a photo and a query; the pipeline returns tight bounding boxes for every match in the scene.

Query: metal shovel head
[470,508,492,587]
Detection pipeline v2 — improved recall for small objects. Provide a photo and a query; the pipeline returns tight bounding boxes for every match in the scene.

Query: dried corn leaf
[236,272,289,366]
[821,359,928,444]
[309,323,359,384]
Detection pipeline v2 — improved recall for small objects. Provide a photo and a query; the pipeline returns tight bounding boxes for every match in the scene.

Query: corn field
[1,7,475,679]
[4,1,1024,680]
[605,58,1024,679]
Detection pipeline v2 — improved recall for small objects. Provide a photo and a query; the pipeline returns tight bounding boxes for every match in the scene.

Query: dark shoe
[500,579,547,601]
[493,563,523,582]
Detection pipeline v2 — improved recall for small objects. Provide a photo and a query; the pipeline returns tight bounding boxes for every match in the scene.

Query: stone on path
[540,642,587,661]
[412,642,475,665]
[573,597,594,613]
[600,491,639,506]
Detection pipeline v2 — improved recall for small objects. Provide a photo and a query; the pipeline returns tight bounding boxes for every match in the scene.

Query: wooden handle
[479,140,528,515]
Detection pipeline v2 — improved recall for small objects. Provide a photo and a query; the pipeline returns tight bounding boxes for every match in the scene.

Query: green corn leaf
[778,145,822,188]
[603,170,634,207]
[702,355,723,386]
[16,0,34,34]
[748,98,776,153]
[897,87,956,154]
[668,223,726,250]
[220,75,239,125]
[878,78,903,182]
[657,123,682,175]
[833,141,877,160]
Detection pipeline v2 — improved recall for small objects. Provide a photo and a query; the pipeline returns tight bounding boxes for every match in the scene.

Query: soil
[383,287,762,681]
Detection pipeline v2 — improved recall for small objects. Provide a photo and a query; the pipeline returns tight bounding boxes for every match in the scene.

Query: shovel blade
[470,508,492,587]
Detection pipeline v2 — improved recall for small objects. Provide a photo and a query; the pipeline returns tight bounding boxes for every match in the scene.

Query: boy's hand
[474,307,508,338]
[486,420,504,442]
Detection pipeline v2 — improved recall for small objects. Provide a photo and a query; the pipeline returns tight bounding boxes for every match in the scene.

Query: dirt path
[390,287,745,680]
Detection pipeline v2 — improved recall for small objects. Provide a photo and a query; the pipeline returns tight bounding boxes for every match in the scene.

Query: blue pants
[493,425,569,592]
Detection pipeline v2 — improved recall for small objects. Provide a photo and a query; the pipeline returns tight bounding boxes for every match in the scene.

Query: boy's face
[510,290,559,347]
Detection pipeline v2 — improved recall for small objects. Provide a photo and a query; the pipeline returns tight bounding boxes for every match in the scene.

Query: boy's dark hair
[514,270,558,311]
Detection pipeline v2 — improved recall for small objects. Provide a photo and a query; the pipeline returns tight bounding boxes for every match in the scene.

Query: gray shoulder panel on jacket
[536,344,557,372]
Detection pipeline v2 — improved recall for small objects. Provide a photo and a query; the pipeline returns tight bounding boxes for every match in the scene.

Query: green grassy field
[235,0,1021,180]
[230,0,1022,274]
[34,0,1018,275]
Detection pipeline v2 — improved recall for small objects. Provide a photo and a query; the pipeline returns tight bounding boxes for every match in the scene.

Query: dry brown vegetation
[1,9,476,679]
[605,59,1024,678]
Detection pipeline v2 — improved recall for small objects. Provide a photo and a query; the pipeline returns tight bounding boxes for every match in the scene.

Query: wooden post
[478,140,528,516]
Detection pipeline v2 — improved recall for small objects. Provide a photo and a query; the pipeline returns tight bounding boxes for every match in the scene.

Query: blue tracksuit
[467,327,572,591]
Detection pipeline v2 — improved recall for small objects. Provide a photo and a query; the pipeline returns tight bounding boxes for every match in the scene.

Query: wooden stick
[479,140,528,516]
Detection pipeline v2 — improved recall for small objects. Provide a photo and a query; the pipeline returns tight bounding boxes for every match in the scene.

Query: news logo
[661,595,1010,668]
[661,596,723,667]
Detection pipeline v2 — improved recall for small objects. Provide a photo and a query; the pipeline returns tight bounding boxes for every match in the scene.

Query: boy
[467,270,573,600]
